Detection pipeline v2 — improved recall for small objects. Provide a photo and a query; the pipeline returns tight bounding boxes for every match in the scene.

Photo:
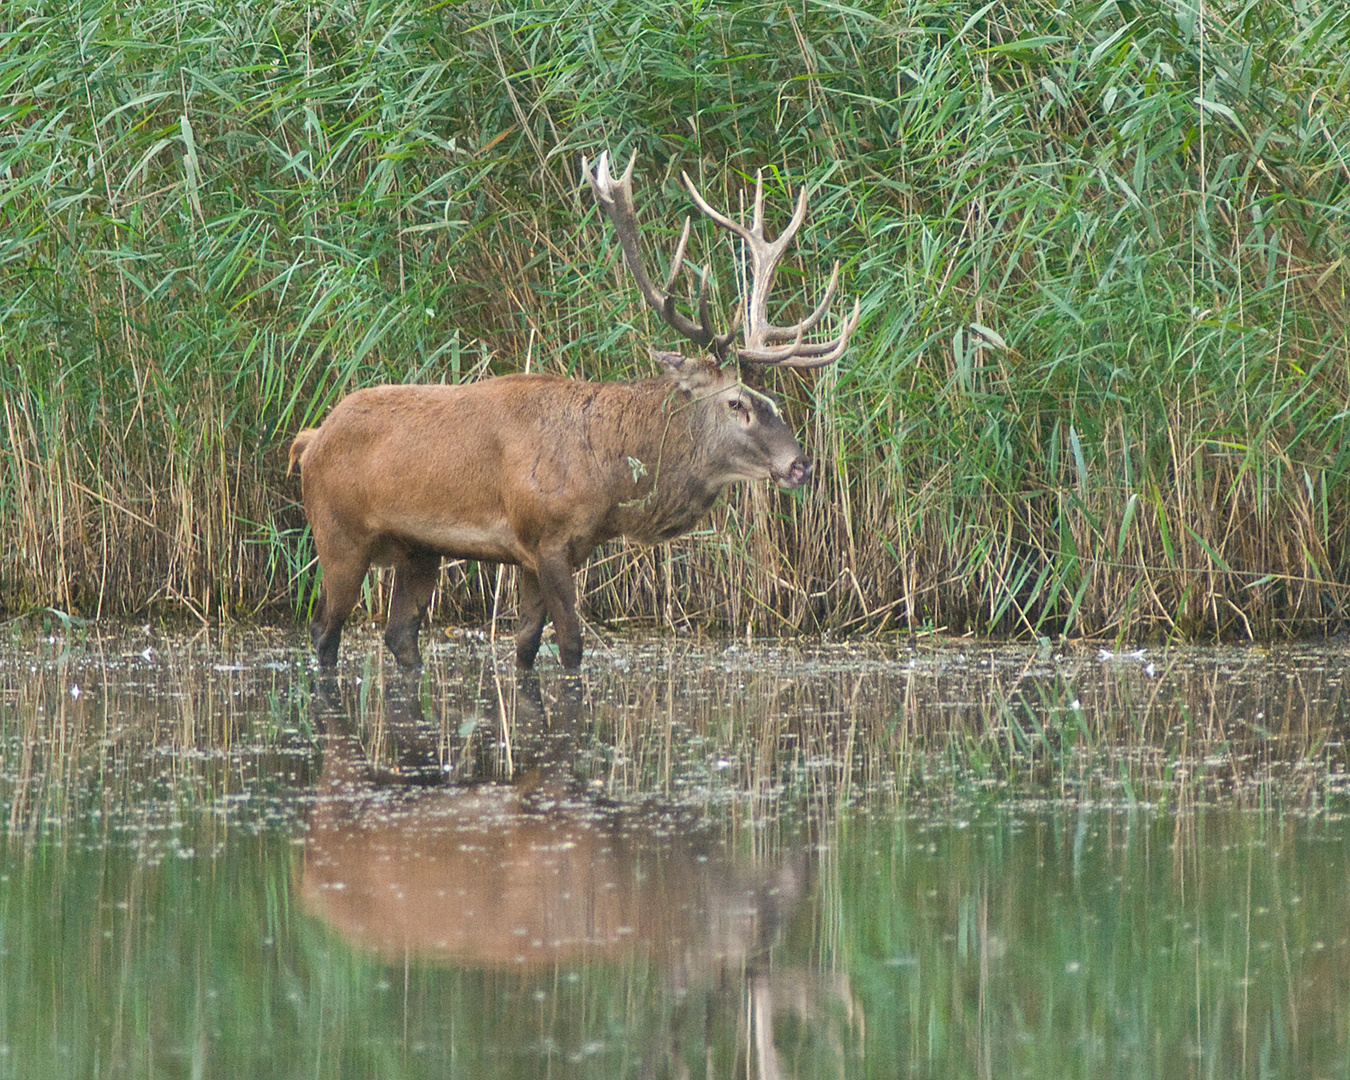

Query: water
[1,625,1348,1078]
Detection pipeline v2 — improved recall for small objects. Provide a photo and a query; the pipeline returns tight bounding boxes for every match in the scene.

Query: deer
[288,151,858,669]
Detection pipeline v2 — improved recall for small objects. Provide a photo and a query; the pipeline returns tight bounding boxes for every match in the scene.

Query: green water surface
[1,628,1347,1078]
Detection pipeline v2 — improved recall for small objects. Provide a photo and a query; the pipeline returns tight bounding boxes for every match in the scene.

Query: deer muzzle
[774,456,813,490]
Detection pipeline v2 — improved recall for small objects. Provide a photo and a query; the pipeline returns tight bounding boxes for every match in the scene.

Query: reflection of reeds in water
[303,648,858,1078]
[0,629,322,1078]
[437,638,1346,814]
[0,627,318,846]
[838,797,1350,1079]
[1,629,1348,1078]
[4,627,1345,851]
[324,637,1350,1078]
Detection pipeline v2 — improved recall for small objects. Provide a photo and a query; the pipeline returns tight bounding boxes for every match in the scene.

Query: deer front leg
[384,548,441,669]
[514,568,548,669]
[536,551,582,669]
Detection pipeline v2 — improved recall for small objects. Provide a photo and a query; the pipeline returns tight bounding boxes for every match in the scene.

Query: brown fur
[287,430,315,475]
[290,353,811,669]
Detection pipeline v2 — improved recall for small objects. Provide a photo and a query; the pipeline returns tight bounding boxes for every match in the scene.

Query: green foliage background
[3,0,1348,640]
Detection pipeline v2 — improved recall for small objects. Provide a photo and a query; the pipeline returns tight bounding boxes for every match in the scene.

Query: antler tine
[680,167,851,369]
[662,216,692,293]
[746,260,838,347]
[681,170,809,251]
[582,150,726,354]
[739,297,861,368]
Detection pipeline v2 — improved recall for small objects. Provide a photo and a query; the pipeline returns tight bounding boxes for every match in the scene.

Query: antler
[681,170,860,368]
[582,151,858,368]
[581,150,736,360]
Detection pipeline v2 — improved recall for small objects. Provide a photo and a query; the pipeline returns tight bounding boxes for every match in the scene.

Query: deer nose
[780,457,813,489]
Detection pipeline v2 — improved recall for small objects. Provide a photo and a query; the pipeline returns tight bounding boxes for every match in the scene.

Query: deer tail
[288,429,317,476]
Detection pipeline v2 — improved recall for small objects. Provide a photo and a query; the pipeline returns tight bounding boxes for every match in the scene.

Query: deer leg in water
[536,553,582,668]
[309,561,367,669]
[310,541,370,668]
[514,568,548,669]
[384,548,441,669]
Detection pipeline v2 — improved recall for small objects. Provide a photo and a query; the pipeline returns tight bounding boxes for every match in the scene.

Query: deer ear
[651,348,724,395]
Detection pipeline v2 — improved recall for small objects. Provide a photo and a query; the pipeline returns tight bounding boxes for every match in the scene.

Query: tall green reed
[1,0,1347,640]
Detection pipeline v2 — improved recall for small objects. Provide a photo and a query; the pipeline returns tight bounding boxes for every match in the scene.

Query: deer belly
[372,514,524,565]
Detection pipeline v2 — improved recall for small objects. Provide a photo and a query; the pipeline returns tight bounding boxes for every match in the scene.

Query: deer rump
[290,151,857,670]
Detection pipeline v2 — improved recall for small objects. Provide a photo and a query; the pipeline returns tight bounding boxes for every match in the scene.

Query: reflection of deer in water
[300,670,854,1076]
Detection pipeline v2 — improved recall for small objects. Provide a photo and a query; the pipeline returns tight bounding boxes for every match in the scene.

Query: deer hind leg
[310,533,371,668]
[384,547,441,669]
[514,567,548,669]
[536,552,582,669]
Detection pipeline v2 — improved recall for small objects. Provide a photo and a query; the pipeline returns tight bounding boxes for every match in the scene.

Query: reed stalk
[2,0,1347,641]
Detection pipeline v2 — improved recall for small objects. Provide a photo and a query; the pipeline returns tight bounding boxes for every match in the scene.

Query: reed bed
[2,0,1348,641]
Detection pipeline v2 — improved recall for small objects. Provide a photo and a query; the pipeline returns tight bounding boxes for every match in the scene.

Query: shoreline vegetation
[3,0,1348,643]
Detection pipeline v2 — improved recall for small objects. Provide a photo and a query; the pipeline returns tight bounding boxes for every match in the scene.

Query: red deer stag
[288,151,858,669]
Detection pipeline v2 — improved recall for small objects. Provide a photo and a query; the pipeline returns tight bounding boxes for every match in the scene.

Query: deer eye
[728,398,747,415]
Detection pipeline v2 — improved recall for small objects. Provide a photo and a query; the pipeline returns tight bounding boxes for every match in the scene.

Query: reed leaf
[1,0,1347,641]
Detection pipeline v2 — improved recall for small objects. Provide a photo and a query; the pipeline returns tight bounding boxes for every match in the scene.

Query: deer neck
[602,382,724,545]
